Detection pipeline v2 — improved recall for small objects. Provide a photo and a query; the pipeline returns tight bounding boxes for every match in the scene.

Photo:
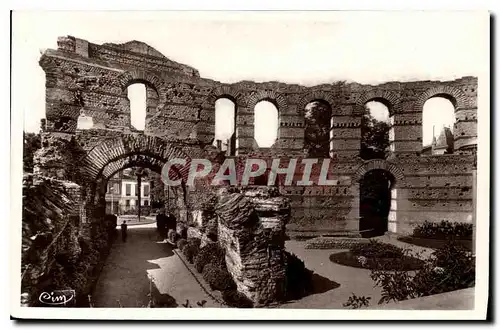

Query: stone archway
[353,159,405,235]
[79,134,193,182]
[77,133,206,226]
[353,159,404,188]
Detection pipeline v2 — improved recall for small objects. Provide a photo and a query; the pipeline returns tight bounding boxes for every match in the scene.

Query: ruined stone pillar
[234,106,255,154]
[391,112,422,156]
[330,114,362,159]
[454,106,477,151]
[216,187,290,306]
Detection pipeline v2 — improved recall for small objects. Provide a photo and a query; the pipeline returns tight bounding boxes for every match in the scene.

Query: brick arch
[116,69,167,110]
[297,91,336,115]
[355,90,402,116]
[246,90,288,111]
[353,159,405,187]
[79,134,192,184]
[100,153,168,181]
[207,85,245,108]
[415,84,467,111]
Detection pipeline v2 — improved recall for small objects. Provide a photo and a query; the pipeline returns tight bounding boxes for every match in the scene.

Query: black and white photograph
[9,9,490,320]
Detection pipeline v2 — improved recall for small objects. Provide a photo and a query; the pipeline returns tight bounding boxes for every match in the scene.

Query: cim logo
[39,290,75,306]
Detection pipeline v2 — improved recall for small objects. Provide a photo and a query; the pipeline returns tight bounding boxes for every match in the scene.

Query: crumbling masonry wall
[216,187,289,306]
[21,174,116,306]
[37,35,478,235]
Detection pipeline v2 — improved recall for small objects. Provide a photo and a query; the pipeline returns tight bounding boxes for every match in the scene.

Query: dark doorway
[359,169,393,237]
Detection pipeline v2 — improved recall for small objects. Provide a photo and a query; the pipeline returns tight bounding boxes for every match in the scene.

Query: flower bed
[305,237,371,250]
[371,240,475,304]
[329,240,424,271]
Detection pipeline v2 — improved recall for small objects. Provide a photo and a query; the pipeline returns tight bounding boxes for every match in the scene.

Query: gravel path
[92,224,217,308]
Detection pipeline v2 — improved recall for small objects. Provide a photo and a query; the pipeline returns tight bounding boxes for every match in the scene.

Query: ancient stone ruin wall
[37,35,478,235]
[216,188,289,306]
[21,174,117,306]
[390,154,476,234]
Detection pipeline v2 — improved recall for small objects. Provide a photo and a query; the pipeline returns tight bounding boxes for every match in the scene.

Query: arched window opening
[128,83,147,131]
[213,98,236,155]
[422,96,456,155]
[360,100,393,160]
[304,100,332,158]
[254,100,279,148]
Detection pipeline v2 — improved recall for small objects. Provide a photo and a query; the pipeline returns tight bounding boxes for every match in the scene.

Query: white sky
[213,98,235,147]
[11,11,486,136]
[254,101,279,147]
[128,84,147,131]
[366,101,390,122]
[422,97,456,145]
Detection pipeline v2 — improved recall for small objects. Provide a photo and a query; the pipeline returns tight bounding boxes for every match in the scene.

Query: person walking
[121,220,128,242]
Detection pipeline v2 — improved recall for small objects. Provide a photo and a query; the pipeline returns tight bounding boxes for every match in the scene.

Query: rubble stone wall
[216,188,289,306]
[37,35,478,235]
[21,174,116,307]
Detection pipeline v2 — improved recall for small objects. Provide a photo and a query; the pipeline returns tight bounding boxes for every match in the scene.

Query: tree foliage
[360,109,391,160]
[304,101,332,158]
[370,240,475,304]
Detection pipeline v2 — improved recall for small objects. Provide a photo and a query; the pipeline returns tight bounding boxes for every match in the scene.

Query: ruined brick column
[33,132,89,234]
[216,187,290,306]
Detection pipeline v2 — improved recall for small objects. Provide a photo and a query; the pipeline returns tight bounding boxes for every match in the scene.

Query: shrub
[370,240,475,304]
[343,293,371,309]
[187,237,202,249]
[182,244,199,264]
[167,229,177,243]
[194,243,225,273]
[202,263,236,291]
[204,217,218,241]
[412,241,475,296]
[177,238,187,251]
[413,220,473,240]
[179,225,188,239]
[222,289,253,308]
[284,251,313,300]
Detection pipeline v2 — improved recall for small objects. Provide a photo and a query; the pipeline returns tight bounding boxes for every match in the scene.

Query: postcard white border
[8,7,490,321]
